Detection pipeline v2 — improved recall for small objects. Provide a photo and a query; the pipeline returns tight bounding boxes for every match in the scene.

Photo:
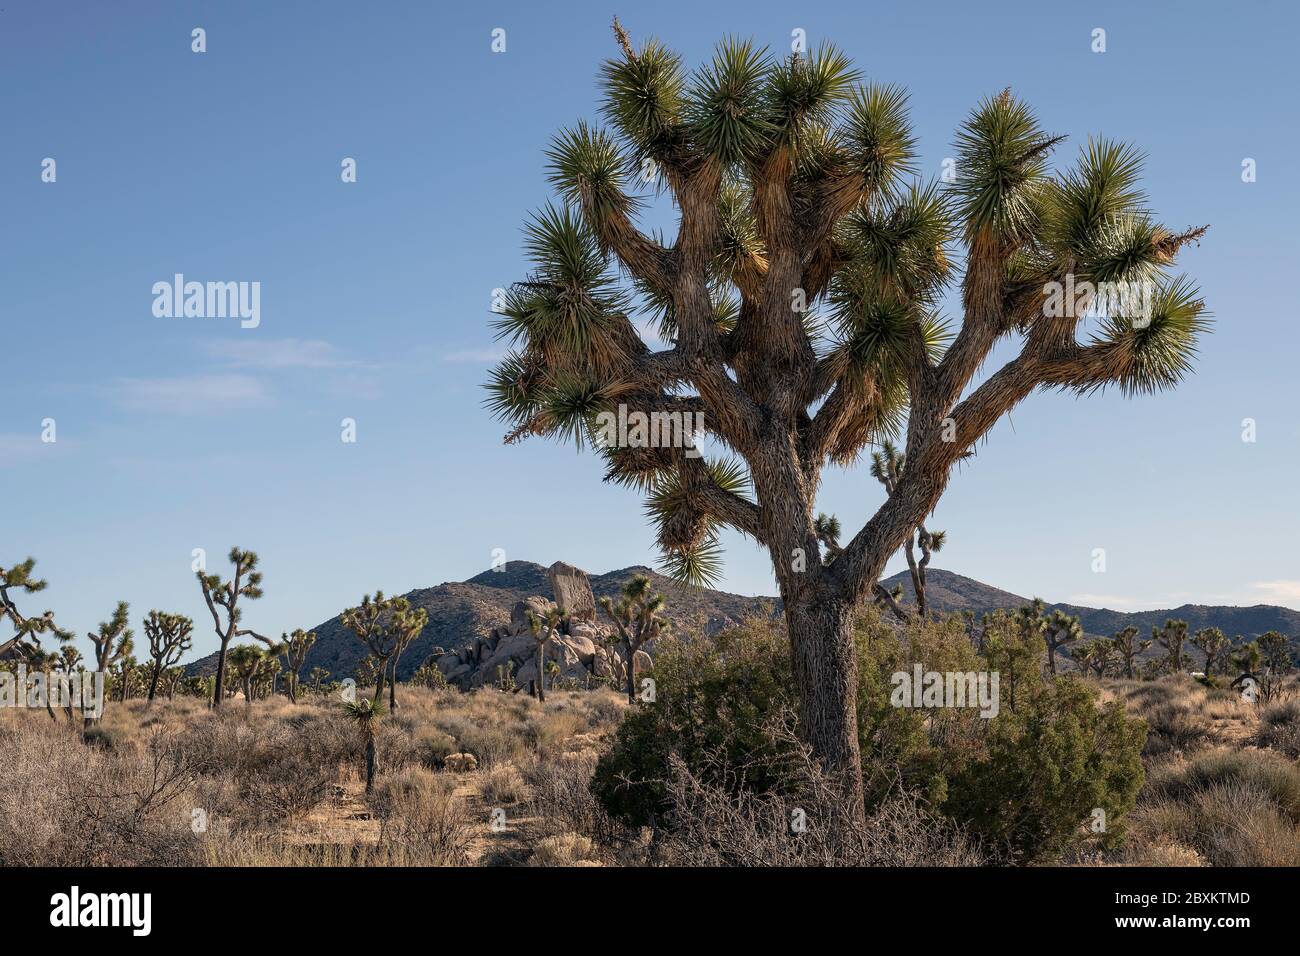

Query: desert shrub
[240,748,333,821]
[1132,780,1300,867]
[1136,701,1211,756]
[371,768,471,865]
[944,675,1146,861]
[528,832,601,867]
[525,750,616,843]
[0,721,200,866]
[413,730,458,769]
[1257,699,1300,758]
[657,731,986,867]
[1144,749,1300,822]
[480,763,530,805]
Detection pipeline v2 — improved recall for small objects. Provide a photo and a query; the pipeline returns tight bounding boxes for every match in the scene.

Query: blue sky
[3,0,1298,661]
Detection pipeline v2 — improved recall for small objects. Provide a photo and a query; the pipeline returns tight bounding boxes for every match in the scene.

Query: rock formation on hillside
[433,563,650,691]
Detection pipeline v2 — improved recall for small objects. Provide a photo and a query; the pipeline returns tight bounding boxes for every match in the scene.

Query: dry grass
[2,670,1296,868]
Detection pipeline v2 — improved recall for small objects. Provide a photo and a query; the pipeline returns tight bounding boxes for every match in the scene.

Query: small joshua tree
[279,628,317,704]
[341,593,429,707]
[598,574,669,703]
[197,547,272,708]
[525,606,564,702]
[386,610,427,712]
[1256,631,1293,676]
[1153,619,1188,674]
[1111,625,1151,680]
[1042,610,1082,677]
[160,666,185,700]
[869,442,947,618]
[1071,638,1115,677]
[343,697,383,794]
[226,644,268,704]
[86,601,134,724]
[143,610,194,705]
[1190,626,1231,676]
[308,666,330,696]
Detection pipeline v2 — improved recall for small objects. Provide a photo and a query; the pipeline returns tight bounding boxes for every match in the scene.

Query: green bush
[591,620,795,828]
[944,675,1146,860]
[594,607,1149,863]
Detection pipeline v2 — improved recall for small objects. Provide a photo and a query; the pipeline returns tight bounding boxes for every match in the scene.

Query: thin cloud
[1247,580,1300,608]
[109,374,271,414]
[205,338,352,370]
[442,347,506,364]
[0,432,66,468]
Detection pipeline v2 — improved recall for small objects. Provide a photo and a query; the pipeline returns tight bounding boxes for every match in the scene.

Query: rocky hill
[187,562,1299,683]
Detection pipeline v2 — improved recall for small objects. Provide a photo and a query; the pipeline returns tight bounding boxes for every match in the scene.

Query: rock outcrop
[433,566,632,691]
[547,561,596,622]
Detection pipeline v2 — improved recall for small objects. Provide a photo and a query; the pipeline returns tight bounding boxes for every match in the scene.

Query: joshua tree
[386,609,427,711]
[597,574,669,703]
[1071,638,1114,677]
[341,593,429,707]
[86,601,134,724]
[1153,619,1189,674]
[525,606,564,702]
[1256,631,1293,676]
[1190,626,1231,676]
[485,22,1210,816]
[869,442,947,618]
[308,666,330,696]
[159,666,185,700]
[279,628,317,704]
[143,610,194,705]
[342,697,383,794]
[0,558,74,659]
[226,644,268,704]
[1037,606,1081,677]
[53,646,84,722]
[197,547,272,708]
[1111,625,1150,680]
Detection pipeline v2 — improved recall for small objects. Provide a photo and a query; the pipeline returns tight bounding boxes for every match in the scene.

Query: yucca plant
[340,592,429,708]
[1190,626,1231,676]
[485,21,1210,819]
[525,606,564,702]
[1153,618,1189,673]
[197,547,273,708]
[279,628,317,704]
[1111,625,1151,680]
[226,643,268,704]
[597,574,669,703]
[342,697,384,794]
[142,610,194,705]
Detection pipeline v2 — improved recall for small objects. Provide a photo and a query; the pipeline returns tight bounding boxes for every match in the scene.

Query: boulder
[633,649,653,677]
[547,561,596,622]
[560,634,597,665]
[511,596,554,632]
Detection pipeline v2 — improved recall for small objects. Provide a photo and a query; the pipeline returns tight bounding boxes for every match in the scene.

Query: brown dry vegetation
[0,670,1296,867]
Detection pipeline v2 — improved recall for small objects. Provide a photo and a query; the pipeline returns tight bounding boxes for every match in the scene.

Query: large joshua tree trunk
[783,591,863,809]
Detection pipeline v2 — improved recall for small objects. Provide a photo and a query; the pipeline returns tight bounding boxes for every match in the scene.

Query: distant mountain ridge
[187,563,1299,680]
